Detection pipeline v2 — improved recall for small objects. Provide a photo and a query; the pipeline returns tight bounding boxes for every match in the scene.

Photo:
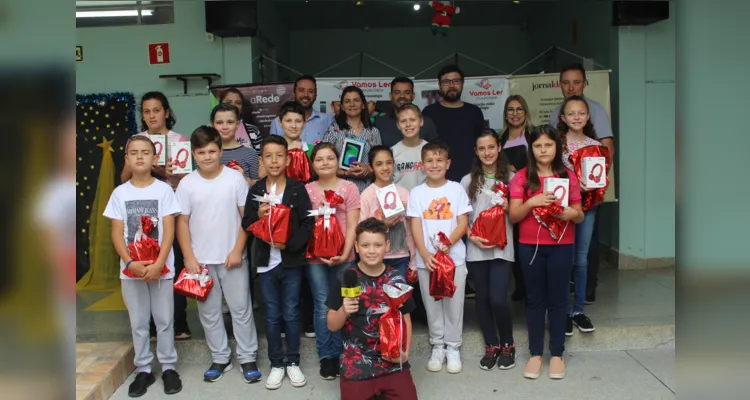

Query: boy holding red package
[260,102,314,183]
[242,135,314,390]
[407,140,472,374]
[103,135,183,397]
[327,218,418,400]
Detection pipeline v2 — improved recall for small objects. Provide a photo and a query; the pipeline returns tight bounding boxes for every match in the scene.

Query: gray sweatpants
[198,259,259,364]
[418,264,469,348]
[121,279,178,373]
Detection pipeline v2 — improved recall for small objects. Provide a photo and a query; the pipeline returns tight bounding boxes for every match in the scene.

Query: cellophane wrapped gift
[227,159,241,170]
[173,267,214,302]
[469,182,509,249]
[306,190,345,259]
[429,232,457,300]
[247,183,291,245]
[568,145,611,211]
[532,202,569,241]
[379,283,414,361]
[406,266,419,285]
[123,216,169,278]
[287,148,312,183]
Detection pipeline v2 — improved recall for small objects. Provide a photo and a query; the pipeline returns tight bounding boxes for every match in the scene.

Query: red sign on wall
[148,42,170,65]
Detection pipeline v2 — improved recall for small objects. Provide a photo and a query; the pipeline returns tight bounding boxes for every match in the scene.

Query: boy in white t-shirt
[103,135,183,397]
[391,104,428,191]
[407,140,472,375]
[175,126,261,384]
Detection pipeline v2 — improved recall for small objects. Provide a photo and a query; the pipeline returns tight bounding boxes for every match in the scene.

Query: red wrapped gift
[532,202,570,241]
[227,159,241,170]
[470,182,509,249]
[379,283,414,362]
[568,145,611,211]
[406,266,419,285]
[123,216,169,278]
[306,190,345,259]
[247,183,291,245]
[429,232,457,300]
[286,148,311,183]
[173,267,214,302]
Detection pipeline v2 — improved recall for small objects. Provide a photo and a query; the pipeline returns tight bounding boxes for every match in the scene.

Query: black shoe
[320,357,338,380]
[465,282,476,299]
[479,345,500,371]
[497,344,516,370]
[585,292,596,305]
[128,372,155,398]
[565,316,574,337]
[572,313,595,333]
[162,369,182,395]
[241,362,262,383]
[204,362,233,382]
[304,322,316,338]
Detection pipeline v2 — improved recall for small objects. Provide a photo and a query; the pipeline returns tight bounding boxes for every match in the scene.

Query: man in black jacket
[242,135,314,390]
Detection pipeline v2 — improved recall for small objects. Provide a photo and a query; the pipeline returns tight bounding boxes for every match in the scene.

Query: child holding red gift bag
[304,142,361,380]
[213,103,260,187]
[460,130,517,371]
[103,135,183,396]
[327,218,417,400]
[261,102,314,183]
[407,141,472,374]
[557,95,610,336]
[242,135,314,390]
[509,125,584,380]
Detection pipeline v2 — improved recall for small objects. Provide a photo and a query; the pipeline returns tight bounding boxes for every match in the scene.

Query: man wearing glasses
[375,77,439,148]
[422,64,485,182]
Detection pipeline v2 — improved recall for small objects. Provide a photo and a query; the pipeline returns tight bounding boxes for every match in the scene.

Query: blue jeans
[384,256,409,278]
[306,261,353,361]
[259,265,303,367]
[570,206,598,315]
[519,244,574,357]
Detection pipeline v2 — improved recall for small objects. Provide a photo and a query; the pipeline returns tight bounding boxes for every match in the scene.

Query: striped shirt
[220,145,260,180]
[322,121,382,193]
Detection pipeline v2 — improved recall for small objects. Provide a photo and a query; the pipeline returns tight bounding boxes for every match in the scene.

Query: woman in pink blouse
[304,142,360,379]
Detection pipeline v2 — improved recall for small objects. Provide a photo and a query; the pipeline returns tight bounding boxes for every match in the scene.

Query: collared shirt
[549,97,613,140]
[270,109,334,144]
[374,109,439,148]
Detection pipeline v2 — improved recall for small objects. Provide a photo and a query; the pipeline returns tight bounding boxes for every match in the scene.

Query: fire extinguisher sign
[148,42,170,65]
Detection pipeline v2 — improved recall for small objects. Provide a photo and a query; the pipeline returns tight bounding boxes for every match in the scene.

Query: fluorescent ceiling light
[76,9,153,18]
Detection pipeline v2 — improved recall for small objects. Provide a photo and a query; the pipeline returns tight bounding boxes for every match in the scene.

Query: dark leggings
[468,259,514,346]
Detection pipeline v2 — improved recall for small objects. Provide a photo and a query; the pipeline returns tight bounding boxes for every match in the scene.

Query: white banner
[313,77,394,118]
[413,76,510,131]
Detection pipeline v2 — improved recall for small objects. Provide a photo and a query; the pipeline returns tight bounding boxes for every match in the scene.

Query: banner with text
[210,83,294,137]
[314,77,394,118]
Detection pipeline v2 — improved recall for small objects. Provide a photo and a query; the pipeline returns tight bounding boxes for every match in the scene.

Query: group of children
[105,90,605,398]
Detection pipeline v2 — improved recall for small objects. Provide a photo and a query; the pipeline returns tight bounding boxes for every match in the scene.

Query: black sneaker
[479,345,500,371]
[497,344,516,370]
[128,372,155,398]
[240,362,262,383]
[161,369,182,395]
[585,292,596,305]
[304,322,316,338]
[320,357,338,380]
[465,281,476,299]
[572,313,595,333]
[565,316,574,337]
[204,362,233,382]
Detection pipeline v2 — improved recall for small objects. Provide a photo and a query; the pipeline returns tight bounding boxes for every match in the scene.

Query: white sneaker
[446,346,462,374]
[286,364,306,388]
[427,345,446,372]
[265,367,285,390]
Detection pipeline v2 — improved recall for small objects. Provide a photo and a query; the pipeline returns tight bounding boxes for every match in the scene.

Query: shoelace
[501,345,514,357]
[485,345,500,357]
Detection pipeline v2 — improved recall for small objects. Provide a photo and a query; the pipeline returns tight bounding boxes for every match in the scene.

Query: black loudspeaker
[612,1,669,26]
[205,1,258,37]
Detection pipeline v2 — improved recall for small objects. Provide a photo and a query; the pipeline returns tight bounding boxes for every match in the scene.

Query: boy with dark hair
[175,126,262,384]
[242,135,314,390]
[408,140,472,374]
[104,135,183,396]
[327,218,418,400]
[374,76,438,148]
[270,74,333,144]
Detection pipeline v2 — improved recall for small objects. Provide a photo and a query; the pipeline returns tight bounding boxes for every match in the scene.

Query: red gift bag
[247,183,291,245]
[173,267,214,302]
[470,182,509,249]
[286,148,311,183]
[123,216,169,278]
[306,190,345,259]
[532,202,569,241]
[429,232,457,300]
[568,145,611,211]
[227,159,241,170]
[379,283,414,361]
[406,266,419,285]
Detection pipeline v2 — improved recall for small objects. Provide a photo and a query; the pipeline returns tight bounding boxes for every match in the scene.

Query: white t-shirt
[258,190,284,274]
[391,140,427,191]
[407,180,473,268]
[176,166,249,265]
[103,179,182,279]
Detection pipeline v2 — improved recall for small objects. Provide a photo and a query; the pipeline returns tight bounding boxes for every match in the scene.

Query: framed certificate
[339,137,366,170]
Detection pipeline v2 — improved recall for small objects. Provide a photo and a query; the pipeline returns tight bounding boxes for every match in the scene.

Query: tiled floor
[76,342,134,400]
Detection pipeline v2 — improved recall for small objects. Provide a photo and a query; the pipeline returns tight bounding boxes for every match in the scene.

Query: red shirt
[510,168,581,245]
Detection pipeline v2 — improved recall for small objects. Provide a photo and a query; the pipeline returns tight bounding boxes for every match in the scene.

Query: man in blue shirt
[270,75,333,144]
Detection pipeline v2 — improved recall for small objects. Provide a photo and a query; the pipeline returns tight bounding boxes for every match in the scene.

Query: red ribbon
[174,148,189,168]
